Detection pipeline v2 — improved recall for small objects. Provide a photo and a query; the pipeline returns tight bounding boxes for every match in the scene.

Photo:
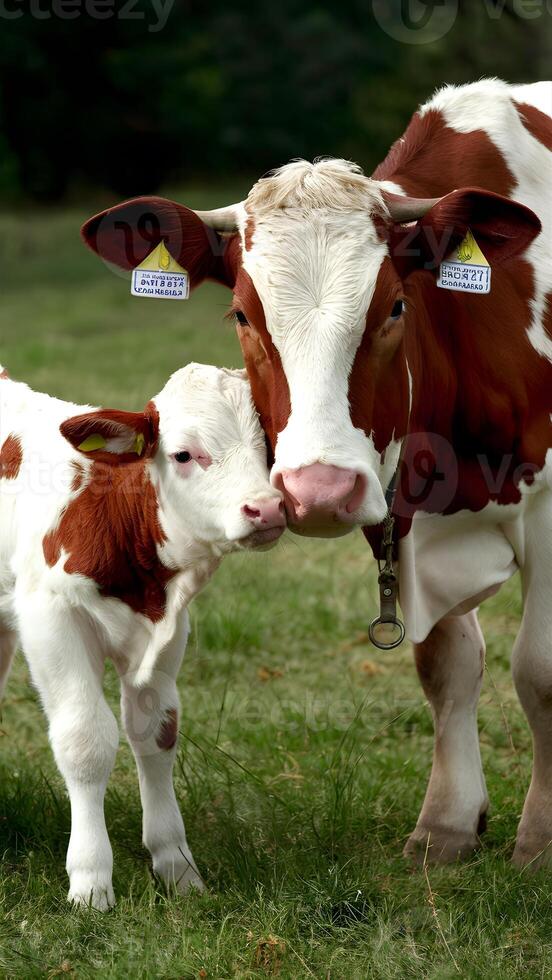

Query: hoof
[68,873,115,911]
[152,846,205,895]
[404,825,482,865]
[512,831,552,871]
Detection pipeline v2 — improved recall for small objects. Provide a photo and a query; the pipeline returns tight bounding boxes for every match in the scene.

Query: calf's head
[61,364,285,559]
[82,160,540,536]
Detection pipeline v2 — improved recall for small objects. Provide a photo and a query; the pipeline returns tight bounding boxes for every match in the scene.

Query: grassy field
[0,192,551,979]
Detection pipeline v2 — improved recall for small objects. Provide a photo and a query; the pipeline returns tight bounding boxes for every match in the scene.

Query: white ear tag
[437,229,491,295]
[131,241,189,300]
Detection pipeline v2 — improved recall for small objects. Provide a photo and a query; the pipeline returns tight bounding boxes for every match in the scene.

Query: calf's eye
[235,310,249,326]
[390,299,404,320]
[174,451,192,464]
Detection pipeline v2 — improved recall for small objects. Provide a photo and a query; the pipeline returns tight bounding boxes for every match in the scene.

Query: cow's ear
[61,403,159,466]
[81,196,239,289]
[389,188,541,278]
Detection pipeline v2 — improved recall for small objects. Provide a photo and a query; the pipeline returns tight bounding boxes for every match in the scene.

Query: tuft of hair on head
[245,157,389,217]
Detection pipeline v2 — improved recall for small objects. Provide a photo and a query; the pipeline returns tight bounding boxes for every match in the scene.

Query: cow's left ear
[389,188,541,277]
[60,403,159,465]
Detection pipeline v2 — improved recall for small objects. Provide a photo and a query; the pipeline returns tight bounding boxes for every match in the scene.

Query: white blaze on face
[241,160,392,524]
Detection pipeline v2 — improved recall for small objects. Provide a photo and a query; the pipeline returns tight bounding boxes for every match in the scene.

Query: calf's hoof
[152,845,205,895]
[404,825,482,865]
[68,872,115,911]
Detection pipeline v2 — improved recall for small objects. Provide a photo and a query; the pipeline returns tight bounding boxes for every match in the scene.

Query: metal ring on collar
[368,616,406,650]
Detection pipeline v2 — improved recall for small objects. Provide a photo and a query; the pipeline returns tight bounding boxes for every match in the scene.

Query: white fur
[243,162,391,524]
[0,364,282,908]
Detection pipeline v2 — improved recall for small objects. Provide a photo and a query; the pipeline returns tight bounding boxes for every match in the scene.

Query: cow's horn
[192,204,243,233]
[383,192,441,223]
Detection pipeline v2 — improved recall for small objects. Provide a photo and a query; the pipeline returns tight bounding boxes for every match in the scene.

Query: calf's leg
[404,610,489,863]
[118,618,204,894]
[18,596,118,909]
[0,627,17,700]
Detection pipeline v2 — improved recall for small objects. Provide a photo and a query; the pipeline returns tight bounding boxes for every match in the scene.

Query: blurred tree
[0,0,549,201]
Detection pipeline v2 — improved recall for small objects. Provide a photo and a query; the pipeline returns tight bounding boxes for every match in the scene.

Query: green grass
[0,191,550,978]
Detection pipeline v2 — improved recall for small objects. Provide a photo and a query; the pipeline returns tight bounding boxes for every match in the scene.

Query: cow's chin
[288,521,355,539]
[287,506,387,537]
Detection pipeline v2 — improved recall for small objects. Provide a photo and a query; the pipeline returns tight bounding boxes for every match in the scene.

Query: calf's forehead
[155,364,263,452]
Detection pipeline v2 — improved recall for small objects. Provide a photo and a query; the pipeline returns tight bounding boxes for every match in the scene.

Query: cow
[82,79,552,869]
[0,363,285,908]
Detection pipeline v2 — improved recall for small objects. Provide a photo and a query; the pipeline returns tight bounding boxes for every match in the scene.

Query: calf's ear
[60,403,159,465]
[81,196,240,289]
[389,188,541,278]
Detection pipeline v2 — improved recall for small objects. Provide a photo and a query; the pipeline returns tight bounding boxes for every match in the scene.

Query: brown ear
[61,403,159,466]
[389,188,541,277]
[81,196,239,289]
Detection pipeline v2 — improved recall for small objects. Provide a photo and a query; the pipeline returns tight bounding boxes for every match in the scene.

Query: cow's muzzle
[274,463,367,537]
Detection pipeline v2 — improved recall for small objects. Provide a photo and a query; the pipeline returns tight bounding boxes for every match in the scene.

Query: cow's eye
[174,451,192,464]
[390,299,404,320]
[235,310,249,326]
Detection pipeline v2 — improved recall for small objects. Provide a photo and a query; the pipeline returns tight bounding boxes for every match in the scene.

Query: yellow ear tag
[133,433,145,456]
[78,434,107,452]
[437,228,491,295]
[455,229,489,266]
[131,241,189,301]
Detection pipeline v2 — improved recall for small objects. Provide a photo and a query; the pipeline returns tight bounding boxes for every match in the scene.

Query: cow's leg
[404,610,489,863]
[17,596,118,909]
[118,618,204,894]
[0,627,17,700]
[512,497,552,869]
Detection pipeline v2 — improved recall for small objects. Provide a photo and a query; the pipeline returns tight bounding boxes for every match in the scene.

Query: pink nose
[242,498,286,529]
[278,463,366,526]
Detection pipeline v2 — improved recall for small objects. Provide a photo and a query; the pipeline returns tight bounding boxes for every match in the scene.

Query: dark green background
[0,0,550,201]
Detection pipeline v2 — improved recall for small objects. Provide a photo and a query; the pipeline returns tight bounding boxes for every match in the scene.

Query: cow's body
[0,365,284,907]
[83,80,552,869]
[369,79,552,641]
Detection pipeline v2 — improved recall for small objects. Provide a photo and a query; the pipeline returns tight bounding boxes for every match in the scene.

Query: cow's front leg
[404,610,489,863]
[512,505,552,869]
[18,596,118,909]
[119,620,204,894]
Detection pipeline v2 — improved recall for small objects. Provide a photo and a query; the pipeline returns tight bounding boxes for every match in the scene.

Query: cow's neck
[373,107,515,199]
[399,271,549,514]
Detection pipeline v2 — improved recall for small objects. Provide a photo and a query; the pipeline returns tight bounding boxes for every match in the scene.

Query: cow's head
[82,160,540,537]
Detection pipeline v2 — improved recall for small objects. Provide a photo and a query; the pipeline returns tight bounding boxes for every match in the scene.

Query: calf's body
[0,364,284,908]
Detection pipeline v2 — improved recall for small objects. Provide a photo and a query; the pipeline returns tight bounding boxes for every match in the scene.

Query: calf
[0,363,285,909]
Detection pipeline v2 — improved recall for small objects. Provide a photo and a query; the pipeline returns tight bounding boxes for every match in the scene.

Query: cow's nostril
[243,504,261,521]
[345,473,367,514]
